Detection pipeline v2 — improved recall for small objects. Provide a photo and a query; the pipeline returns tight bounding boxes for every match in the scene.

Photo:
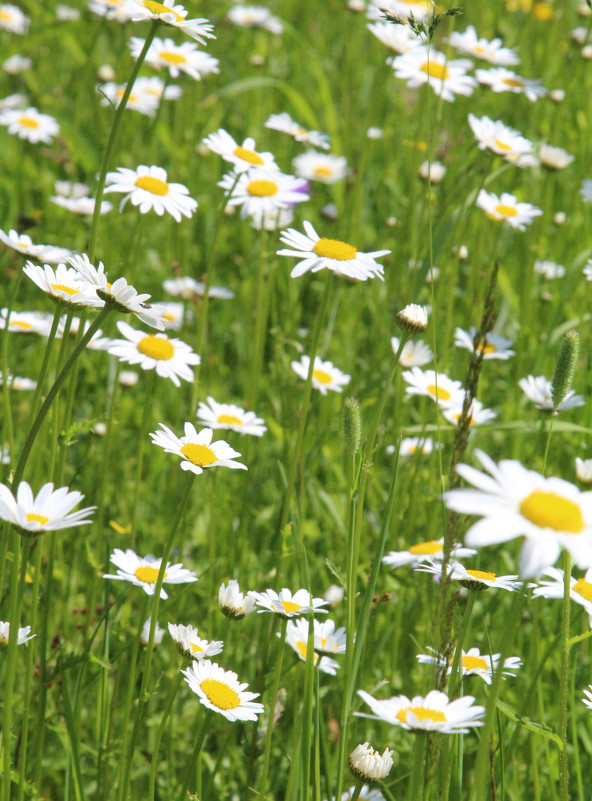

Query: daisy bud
[551,329,580,413]
[97,64,115,82]
[349,742,394,783]
[549,89,565,103]
[343,396,362,455]
[396,303,428,335]
[219,580,256,620]
[418,159,446,184]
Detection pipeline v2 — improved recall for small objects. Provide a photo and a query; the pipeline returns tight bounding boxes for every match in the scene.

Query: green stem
[149,668,185,801]
[409,731,428,801]
[350,780,365,801]
[179,708,214,801]
[129,369,157,548]
[258,616,288,799]
[447,590,477,698]
[27,308,62,424]
[559,553,571,801]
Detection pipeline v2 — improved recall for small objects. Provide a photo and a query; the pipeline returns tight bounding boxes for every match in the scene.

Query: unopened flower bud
[349,742,394,782]
[396,303,428,335]
[343,396,362,455]
[551,329,580,412]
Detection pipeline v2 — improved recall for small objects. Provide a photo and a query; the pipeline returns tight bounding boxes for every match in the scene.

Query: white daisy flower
[3,54,32,74]
[140,617,165,646]
[130,36,219,80]
[22,262,102,309]
[124,0,215,44]
[0,93,26,110]
[53,181,90,198]
[150,423,247,475]
[99,81,160,117]
[454,326,514,360]
[402,367,464,408]
[583,686,592,712]
[107,320,200,386]
[476,67,547,101]
[149,301,184,330]
[291,355,351,394]
[202,129,278,173]
[580,179,592,203]
[196,397,267,437]
[448,25,520,65]
[416,560,520,591]
[418,159,446,183]
[383,538,476,569]
[391,336,433,367]
[395,303,429,334]
[389,48,477,102]
[0,481,95,535]
[278,221,389,281]
[0,106,59,143]
[534,260,565,279]
[366,0,434,22]
[218,168,308,219]
[227,5,283,34]
[182,660,264,722]
[88,0,135,21]
[532,566,592,625]
[441,397,497,427]
[388,437,441,457]
[163,275,235,300]
[0,228,73,264]
[55,5,81,20]
[134,75,182,104]
[417,647,522,684]
[467,114,538,167]
[219,579,256,619]
[104,165,197,222]
[252,587,329,618]
[0,4,29,33]
[250,207,294,231]
[50,195,113,215]
[168,623,224,661]
[444,449,592,578]
[103,548,197,599]
[0,308,53,335]
[0,372,37,391]
[476,189,542,230]
[576,458,592,483]
[367,21,424,53]
[349,742,394,782]
[265,112,330,150]
[0,621,36,646]
[55,316,111,350]
[357,688,485,733]
[283,619,341,675]
[292,151,348,184]
[519,375,584,412]
[538,144,575,170]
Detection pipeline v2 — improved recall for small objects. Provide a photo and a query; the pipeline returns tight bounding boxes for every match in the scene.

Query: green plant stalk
[409,731,428,801]
[179,707,214,801]
[350,780,365,801]
[559,552,571,801]
[258,616,288,799]
[314,667,322,801]
[1,274,25,460]
[247,228,272,408]
[129,369,157,548]
[301,611,316,801]
[26,308,62,425]
[149,668,185,801]
[447,589,477,698]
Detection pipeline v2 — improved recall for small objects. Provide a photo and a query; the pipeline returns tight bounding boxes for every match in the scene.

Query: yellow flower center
[191,642,204,653]
[312,369,333,385]
[519,491,584,533]
[502,78,525,87]
[51,283,78,296]
[296,641,319,663]
[142,0,185,21]
[134,565,166,584]
[217,414,243,426]
[397,706,446,724]
[281,600,302,614]
[426,384,451,401]
[409,540,443,555]
[420,61,450,80]
[26,512,49,526]
[158,50,187,65]
[233,146,264,166]
[494,204,518,217]
[200,678,241,710]
[135,175,170,195]
[312,238,357,261]
[479,341,497,355]
[532,2,553,20]
[473,45,485,54]
[493,138,513,151]
[462,654,489,671]
[247,180,278,197]
[466,569,496,582]
[314,166,333,177]
[573,579,592,603]
[180,443,218,467]
[11,321,33,329]
[137,335,174,360]
[0,10,12,19]
[18,116,40,129]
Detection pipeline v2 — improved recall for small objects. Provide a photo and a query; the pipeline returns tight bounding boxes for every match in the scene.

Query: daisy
[476,189,542,230]
[0,4,29,33]
[103,549,197,599]
[396,303,429,334]
[0,481,95,535]
[50,195,113,215]
[163,276,235,300]
[182,660,263,721]
[22,262,102,310]
[390,48,477,102]
[583,686,592,711]
[584,260,592,280]
[99,81,160,117]
[291,355,351,394]
[140,617,165,646]
[55,5,81,20]
[0,373,37,391]
[402,367,464,408]
[538,144,575,170]
[444,449,592,578]
[150,423,247,475]
[250,207,294,231]
[441,397,497,427]
[265,112,330,150]
[219,579,256,619]
[104,165,197,222]
[124,0,215,44]
[532,567,592,624]
[134,75,182,104]
[576,458,592,483]
[448,25,520,65]
[227,5,284,34]
[0,107,59,144]
[0,228,73,264]
[454,327,514,360]
[0,621,35,646]
[367,0,434,21]
[387,437,440,457]
[283,620,341,674]
[580,178,592,203]
[367,21,424,53]
[130,37,219,81]
[391,337,433,367]
[418,159,446,183]
[476,67,547,101]
[534,260,565,279]
[417,647,522,684]
[416,560,520,591]
[202,128,278,173]
[0,308,53,335]
[107,321,200,386]
[519,375,584,412]
[349,742,394,782]
[467,114,538,167]
[383,538,476,569]
[88,0,135,21]
[292,151,348,184]
[278,221,389,281]
[252,587,328,618]
[3,55,32,74]
[196,397,267,437]
[218,168,309,219]
[150,301,184,330]
[357,688,485,733]
[55,316,111,350]
[168,623,224,660]
[54,180,90,198]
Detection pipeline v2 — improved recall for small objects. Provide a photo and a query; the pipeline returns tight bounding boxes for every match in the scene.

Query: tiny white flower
[534,260,565,279]
[291,355,351,394]
[0,621,36,646]
[576,458,592,483]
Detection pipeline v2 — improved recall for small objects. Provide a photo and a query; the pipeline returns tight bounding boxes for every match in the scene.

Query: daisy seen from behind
[125,0,215,44]
[476,189,542,230]
[103,548,197,599]
[252,587,328,618]
[519,375,584,412]
[291,355,351,394]
[390,48,477,102]
[0,481,95,535]
[203,128,278,173]
[467,114,538,167]
[218,167,308,219]
[417,647,522,684]
[283,619,341,675]
[182,660,263,721]
[416,559,520,591]
[104,164,197,221]
[168,623,224,661]
[150,423,247,475]
[130,37,219,80]
[357,688,485,733]
[0,622,35,646]
[476,67,547,101]
[265,112,330,150]
[0,106,59,143]
[219,579,256,619]
[196,397,267,436]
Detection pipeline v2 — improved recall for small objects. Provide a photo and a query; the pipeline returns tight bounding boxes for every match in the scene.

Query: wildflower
[467,114,537,167]
[89,0,135,21]
[140,618,165,646]
[519,375,584,412]
[130,36,219,80]
[357,688,485,733]
[119,370,139,387]
[454,327,514,360]
[51,194,113,215]
[441,397,497,427]
[250,207,294,231]
[0,373,37,391]
[150,423,247,475]
[366,0,434,21]
[538,144,575,170]
[124,0,215,44]
[182,660,264,721]
[388,437,440,457]
[0,308,52,335]
[532,566,592,624]
[291,355,351,394]
[418,160,446,183]
[252,587,328,618]
[150,301,184,330]
[283,619,341,674]
[0,4,29,33]
[23,262,102,310]
[390,49,477,102]
[448,25,520,65]
[349,743,394,782]
[383,538,475,569]
[417,560,520,591]
[367,21,423,53]
[168,623,223,660]
[163,276,234,300]
[324,585,345,607]
[293,151,348,184]
[218,168,309,219]
[0,481,95,535]
[0,621,35,646]
[391,337,432,368]
[476,67,547,101]
[202,129,278,173]
[104,165,197,222]
[56,5,81,20]
[56,316,111,350]
[219,580,256,619]
[0,228,73,264]
[99,79,175,117]
[103,548,197,598]
[576,458,592,483]
[444,449,592,577]
[3,55,32,74]
[417,647,522,683]
[227,5,284,34]
[196,397,267,437]
[583,686,592,711]
[476,189,542,230]
[278,221,389,281]
[402,367,464,407]
[581,179,592,203]
[534,260,565,279]
[0,106,59,144]
[265,112,330,150]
